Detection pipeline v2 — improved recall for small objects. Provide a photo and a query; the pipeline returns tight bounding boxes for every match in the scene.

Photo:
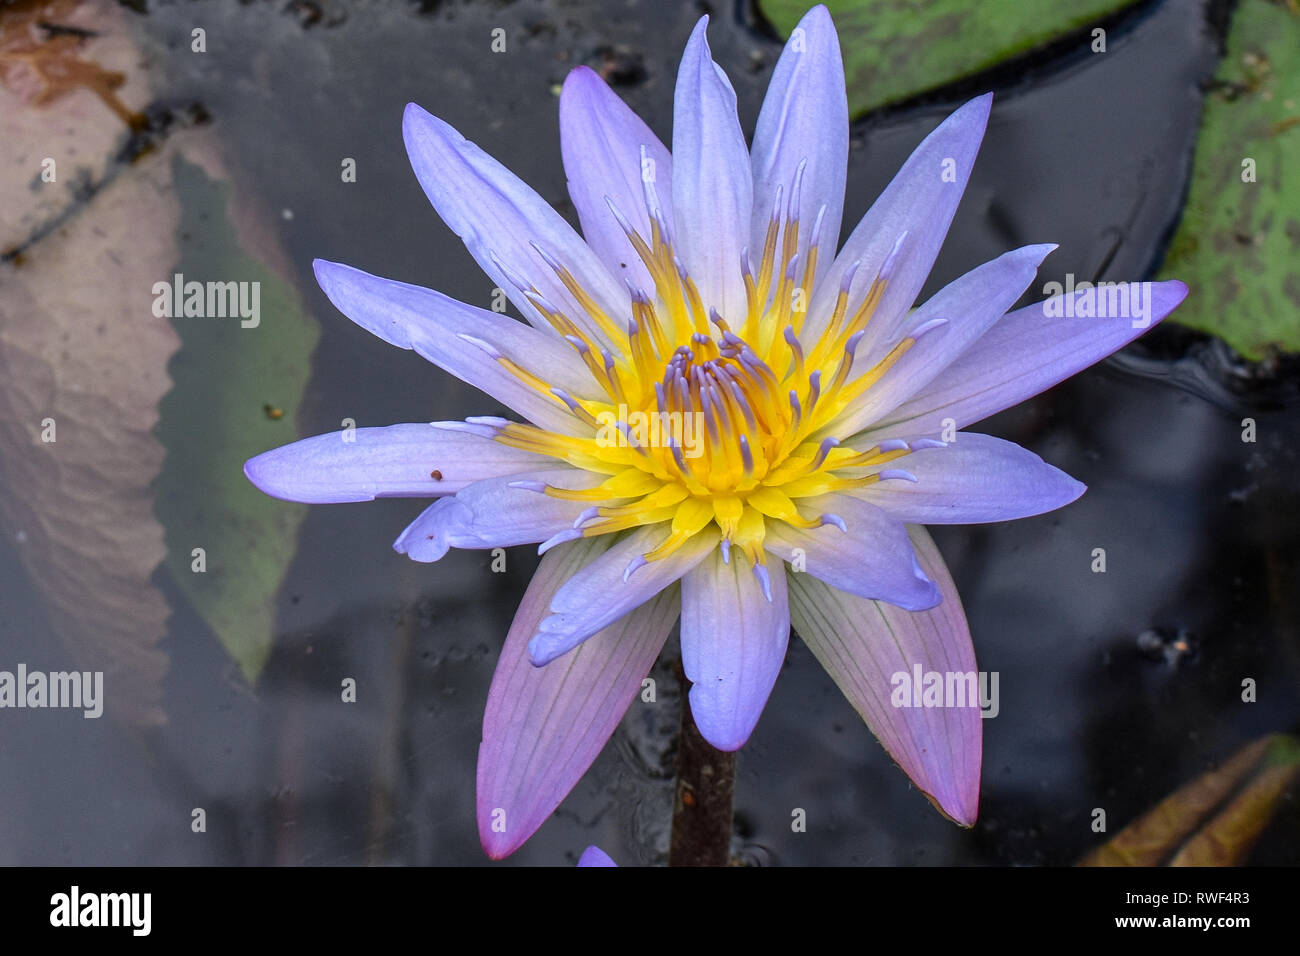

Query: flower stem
[668,661,736,866]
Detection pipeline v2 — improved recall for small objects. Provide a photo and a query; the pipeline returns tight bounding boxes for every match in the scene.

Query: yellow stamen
[483,182,926,573]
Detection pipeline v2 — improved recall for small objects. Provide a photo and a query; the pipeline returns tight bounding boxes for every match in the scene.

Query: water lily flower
[245,5,1187,860]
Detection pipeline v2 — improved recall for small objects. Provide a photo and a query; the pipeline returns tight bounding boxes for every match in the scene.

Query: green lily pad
[155,154,319,682]
[1156,0,1300,359]
[758,0,1140,118]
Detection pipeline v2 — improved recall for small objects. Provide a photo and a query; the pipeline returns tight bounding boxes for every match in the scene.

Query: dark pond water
[1,0,1297,866]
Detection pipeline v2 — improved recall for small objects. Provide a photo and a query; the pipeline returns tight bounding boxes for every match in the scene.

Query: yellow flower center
[478,181,934,572]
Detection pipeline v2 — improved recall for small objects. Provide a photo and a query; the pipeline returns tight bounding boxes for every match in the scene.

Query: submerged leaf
[154,156,319,682]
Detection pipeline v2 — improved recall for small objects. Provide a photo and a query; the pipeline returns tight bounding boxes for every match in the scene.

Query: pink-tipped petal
[478,537,679,859]
[787,526,981,825]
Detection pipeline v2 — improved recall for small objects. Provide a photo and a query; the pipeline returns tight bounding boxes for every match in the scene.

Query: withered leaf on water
[1079,733,1300,866]
[0,0,176,724]
[2,0,321,715]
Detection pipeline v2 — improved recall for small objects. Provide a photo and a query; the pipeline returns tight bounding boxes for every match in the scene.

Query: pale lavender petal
[530,524,720,665]
[750,3,847,290]
[853,432,1085,523]
[681,550,790,752]
[862,280,1189,442]
[806,94,993,348]
[560,66,674,294]
[788,526,981,825]
[393,468,601,562]
[478,536,679,859]
[672,17,752,324]
[577,845,618,867]
[313,260,591,434]
[244,421,551,503]
[826,244,1056,437]
[402,103,628,351]
[766,494,939,610]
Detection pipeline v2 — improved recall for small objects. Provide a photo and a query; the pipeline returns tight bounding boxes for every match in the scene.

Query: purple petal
[863,280,1189,441]
[806,94,993,348]
[672,17,753,324]
[478,537,679,859]
[244,421,551,504]
[393,468,602,562]
[853,432,1085,523]
[530,524,720,665]
[402,103,628,351]
[787,526,981,825]
[827,244,1056,437]
[766,494,940,610]
[577,845,619,867]
[681,550,790,751]
[313,260,592,435]
[750,4,847,290]
[560,66,674,295]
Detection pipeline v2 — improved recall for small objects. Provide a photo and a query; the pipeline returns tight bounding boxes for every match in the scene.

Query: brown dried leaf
[1079,734,1300,866]
[0,0,175,724]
